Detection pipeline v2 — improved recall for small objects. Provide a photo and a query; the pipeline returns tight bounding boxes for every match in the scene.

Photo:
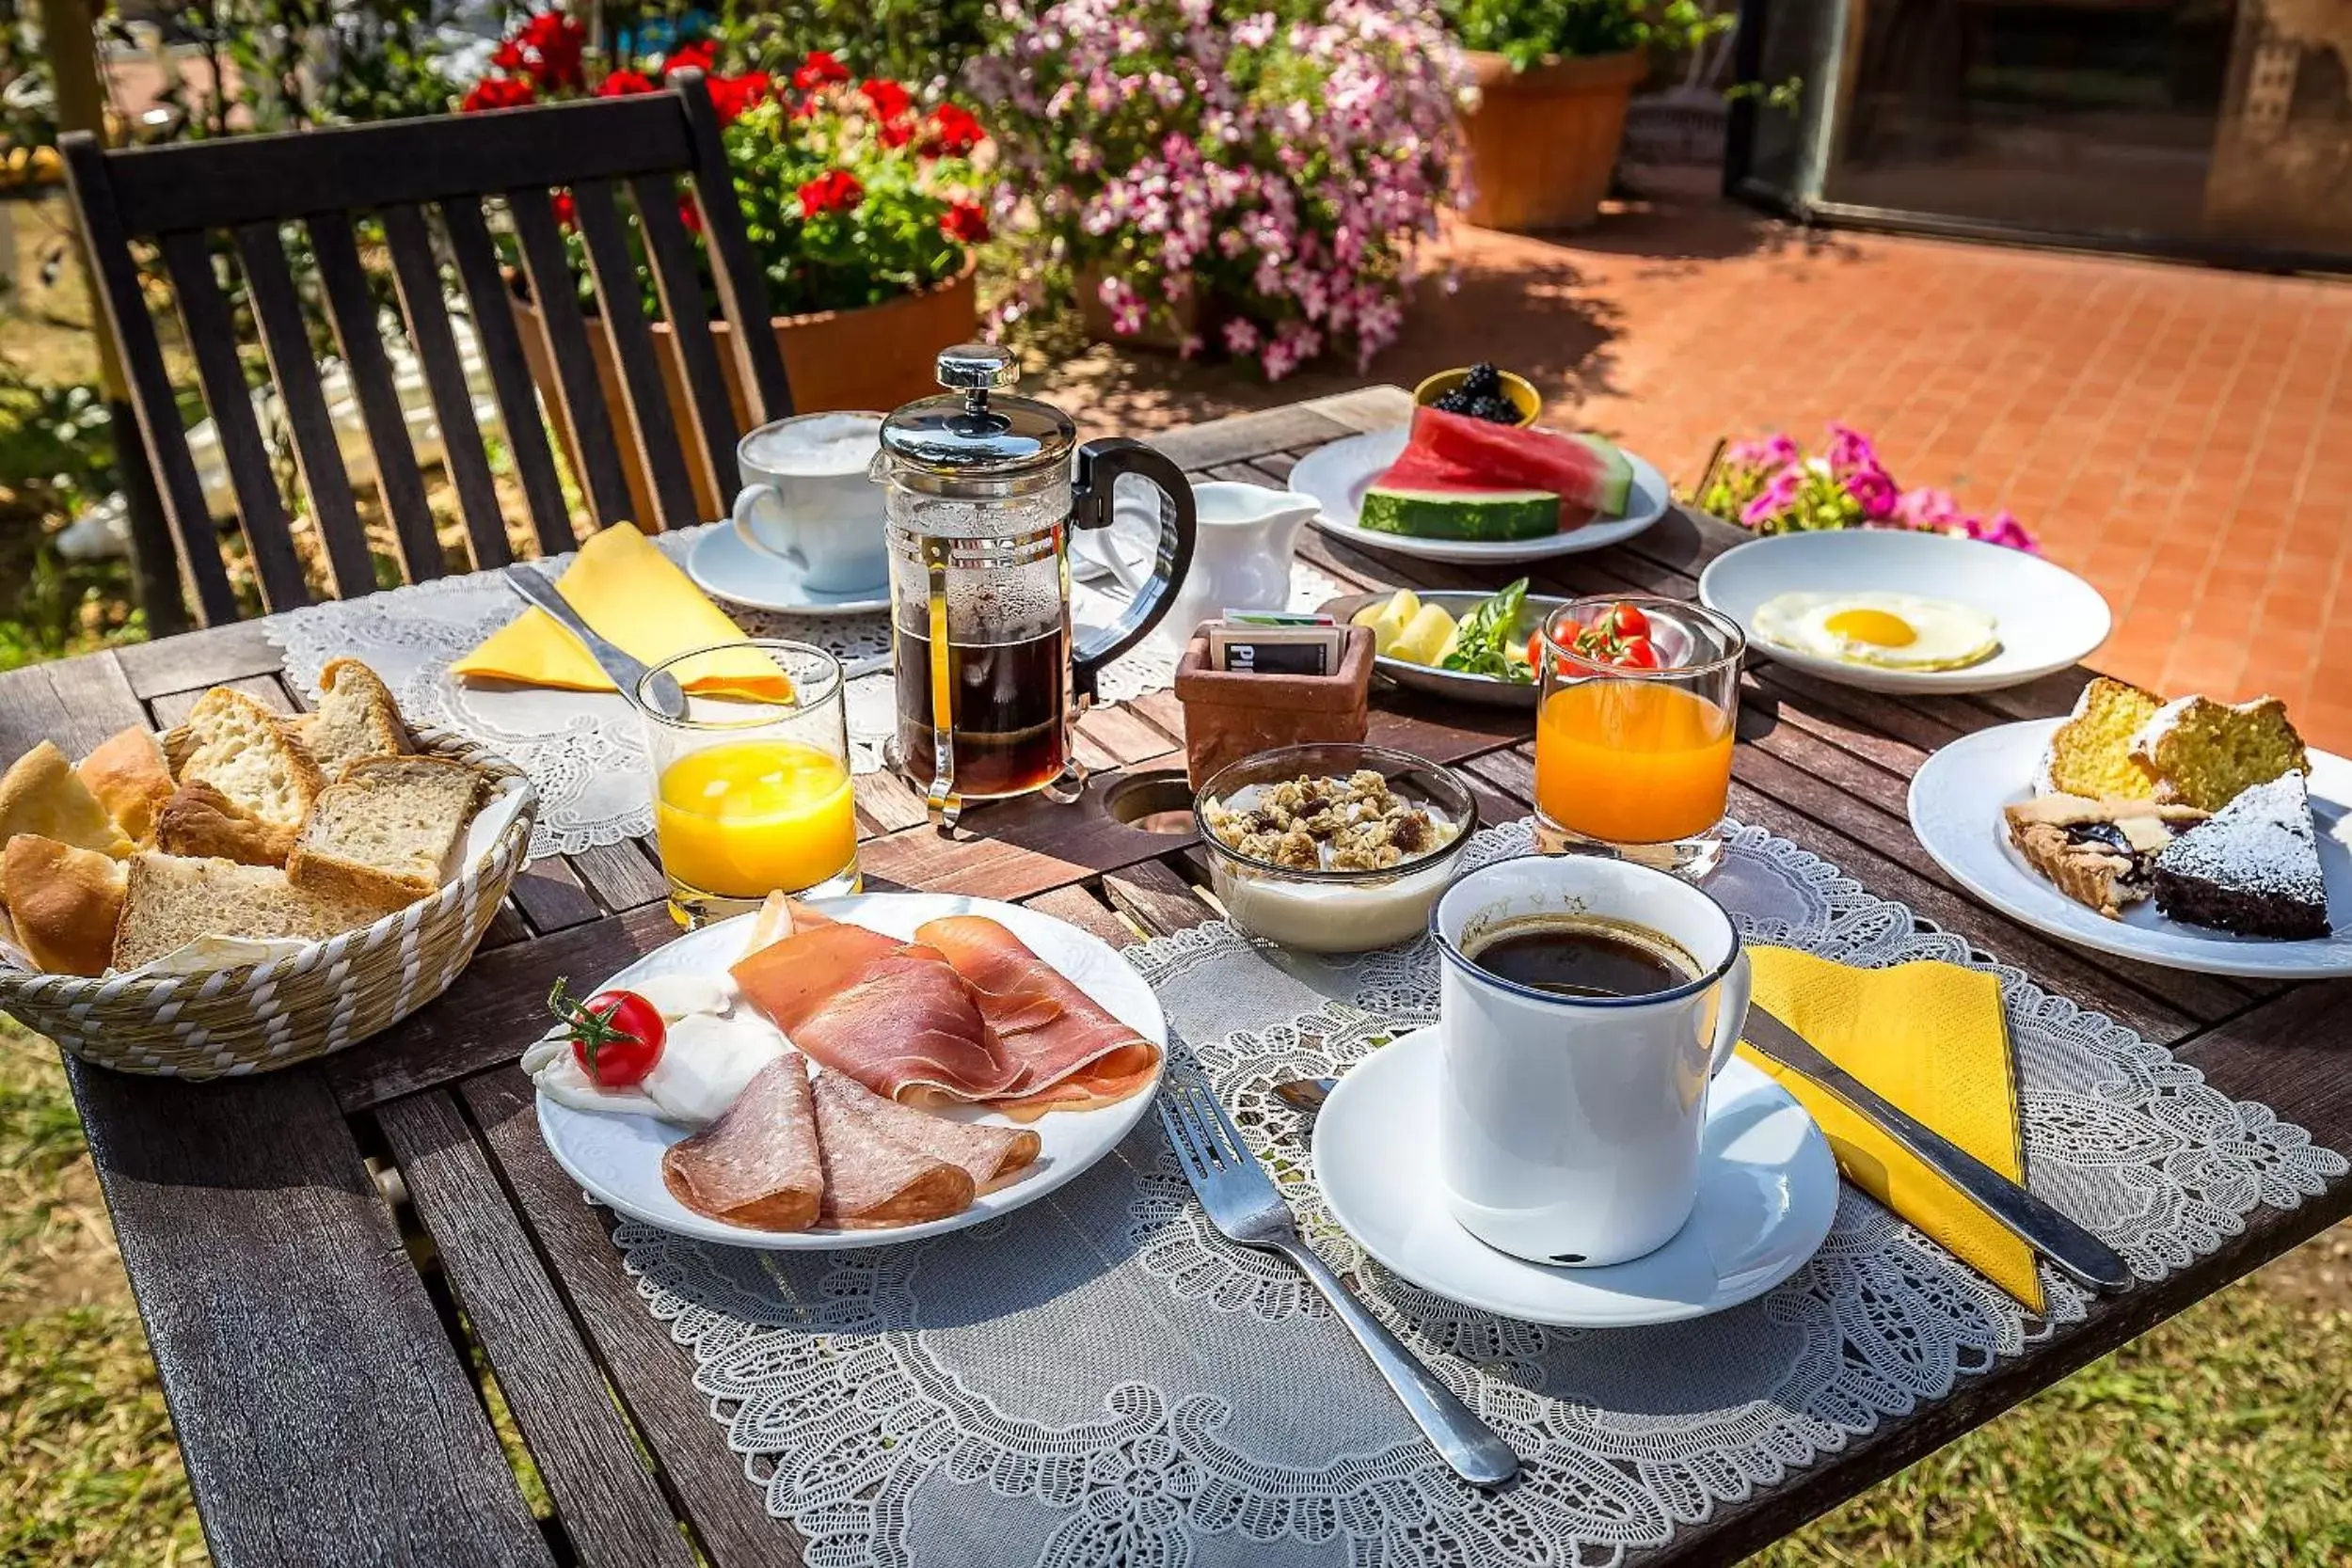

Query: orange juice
[1535,680,1734,844]
[655,738,857,896]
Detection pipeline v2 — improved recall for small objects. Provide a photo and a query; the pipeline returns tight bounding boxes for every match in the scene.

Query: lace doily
[613,817,2344,1568]
[268,524,1343,858]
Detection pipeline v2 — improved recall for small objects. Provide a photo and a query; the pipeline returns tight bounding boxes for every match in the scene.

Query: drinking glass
[637,640,859,927]
[1533,596,1743,879]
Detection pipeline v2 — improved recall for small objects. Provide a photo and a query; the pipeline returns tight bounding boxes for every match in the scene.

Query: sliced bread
[0,740,134,859]
[174,688,325,838]
[76,727,175,845]
[111,851,394,971]
[155,780,297,866]
[3,833,127,975]
[298,657,410,777]
[288,755,482,908]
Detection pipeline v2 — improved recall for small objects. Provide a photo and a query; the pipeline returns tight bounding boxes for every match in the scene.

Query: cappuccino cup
[1432,855,1752,1267]
[731,411,887,593]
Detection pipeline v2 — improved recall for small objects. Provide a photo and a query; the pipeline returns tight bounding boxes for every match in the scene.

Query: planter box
[513,261,979,524]
[1460,49,1646,232]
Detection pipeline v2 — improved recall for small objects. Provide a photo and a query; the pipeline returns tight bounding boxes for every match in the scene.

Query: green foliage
[158,0,460,137]
[1444,0,1730,70]
[718,0,993,92]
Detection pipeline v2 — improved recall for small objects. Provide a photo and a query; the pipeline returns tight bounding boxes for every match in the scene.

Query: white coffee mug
[731,411,888,593]
[1433,855,1753,1267]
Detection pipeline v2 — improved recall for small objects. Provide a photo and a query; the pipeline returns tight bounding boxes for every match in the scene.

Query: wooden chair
[60,75,794,626]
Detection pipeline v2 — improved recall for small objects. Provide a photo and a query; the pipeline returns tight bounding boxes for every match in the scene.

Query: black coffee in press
[1469,917,1695,1000]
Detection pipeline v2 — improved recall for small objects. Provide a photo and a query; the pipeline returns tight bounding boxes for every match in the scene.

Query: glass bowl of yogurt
[1195,743,1479,953]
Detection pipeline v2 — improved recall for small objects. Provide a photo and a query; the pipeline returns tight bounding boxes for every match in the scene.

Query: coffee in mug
[731,411,888,593]
[1467,915,1695,1000]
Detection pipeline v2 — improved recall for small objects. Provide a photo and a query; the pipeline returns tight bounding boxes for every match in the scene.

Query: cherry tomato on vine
[549,979,666,1087]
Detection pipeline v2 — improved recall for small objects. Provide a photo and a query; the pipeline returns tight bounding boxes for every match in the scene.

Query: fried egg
[1751,591,1998,671]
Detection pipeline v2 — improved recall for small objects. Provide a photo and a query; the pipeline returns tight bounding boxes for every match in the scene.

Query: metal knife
[1742,1003,2134,1294]
[501,565,688,721]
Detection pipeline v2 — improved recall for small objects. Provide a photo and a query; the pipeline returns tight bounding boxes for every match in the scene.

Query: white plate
[1909,720,2352,977]
[1290,427,1669,564]
[1312,1026,1836,1327]
[535,893,1168,1248]
[686,525,892,616]
[1697,530,2111,694]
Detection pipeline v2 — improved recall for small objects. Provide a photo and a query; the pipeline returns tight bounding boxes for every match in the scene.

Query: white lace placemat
[267,523,1345,858]
[612,817,2344,1568]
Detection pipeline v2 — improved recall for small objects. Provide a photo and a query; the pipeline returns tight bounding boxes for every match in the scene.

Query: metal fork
[1157,1071,1520,1486]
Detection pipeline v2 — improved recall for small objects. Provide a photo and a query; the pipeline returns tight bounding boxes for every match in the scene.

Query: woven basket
[0,727,538,1080]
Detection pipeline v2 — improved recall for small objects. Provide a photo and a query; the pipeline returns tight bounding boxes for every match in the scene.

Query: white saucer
[1697,530,2111,695]
[1312,1026,1837,1327]
[1909,719,2352,977]
[687,524,891,615]
[1289,427,1669,564]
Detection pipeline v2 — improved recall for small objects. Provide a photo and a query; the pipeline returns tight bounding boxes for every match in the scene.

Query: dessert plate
[1313,1026,1836,1327]
[687,525,892,616]
[1290,427,1668,564]
[1909,719,2352,977]
[536,894,1168,1249]
[1698,530,2111,694]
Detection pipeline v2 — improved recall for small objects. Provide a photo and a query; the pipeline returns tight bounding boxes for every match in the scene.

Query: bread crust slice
[76,728,175,846]
[287,754,482,909]
[173,688,325,838]
[3,833,127,974]
[0,740,134,859]
[111,851,394,971]
[155,780,298,867]
[297,657,411,777]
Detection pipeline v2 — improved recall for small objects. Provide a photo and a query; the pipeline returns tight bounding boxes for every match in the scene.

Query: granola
[1201,768,1459,872]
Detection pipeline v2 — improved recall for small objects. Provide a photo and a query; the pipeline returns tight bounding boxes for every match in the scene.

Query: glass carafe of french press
[872,345,1197,823]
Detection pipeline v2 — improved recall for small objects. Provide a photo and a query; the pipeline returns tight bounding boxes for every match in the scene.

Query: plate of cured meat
[524,892,1167,1248]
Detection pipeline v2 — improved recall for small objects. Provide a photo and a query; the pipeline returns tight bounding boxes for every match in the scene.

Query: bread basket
[0,727,537,1079]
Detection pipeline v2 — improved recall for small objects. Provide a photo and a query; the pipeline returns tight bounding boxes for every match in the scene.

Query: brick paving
[1043,193,2352,752]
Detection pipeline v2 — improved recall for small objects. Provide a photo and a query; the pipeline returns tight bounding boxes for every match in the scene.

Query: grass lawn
[3,1020,2347,1565]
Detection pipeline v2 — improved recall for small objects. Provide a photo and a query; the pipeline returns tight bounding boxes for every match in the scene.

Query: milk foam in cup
[732,412,888,593]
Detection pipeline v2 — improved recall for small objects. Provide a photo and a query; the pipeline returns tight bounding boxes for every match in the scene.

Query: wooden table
[7,386,2346,1567]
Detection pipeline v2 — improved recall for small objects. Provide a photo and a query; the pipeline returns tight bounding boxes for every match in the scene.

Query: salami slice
[660,1053,822,1230]
[810,1076,977,1227]
[810,1069,1040,1195]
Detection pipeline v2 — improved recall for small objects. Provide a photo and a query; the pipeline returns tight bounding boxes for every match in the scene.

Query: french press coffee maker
[873,345,1197,823]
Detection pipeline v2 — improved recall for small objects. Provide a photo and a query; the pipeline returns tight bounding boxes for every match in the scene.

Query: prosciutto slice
[660,1053,822,1230]
[914,916,1161,1117]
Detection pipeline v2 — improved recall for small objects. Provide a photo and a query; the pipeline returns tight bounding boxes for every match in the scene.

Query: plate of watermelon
[1290,407,1668,564]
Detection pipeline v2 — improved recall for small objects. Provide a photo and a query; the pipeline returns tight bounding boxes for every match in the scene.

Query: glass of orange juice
[1534,596,1743,879]
[637,640,859,927]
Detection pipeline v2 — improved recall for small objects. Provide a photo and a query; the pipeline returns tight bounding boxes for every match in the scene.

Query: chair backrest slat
[631,171,740,504]
[506,183,634,530]
[678,82,792,424]
[228,222,380,601]
[438,199,577,558]
[570,178,699,531]
[155,230,312,612]
[308,213,444,583]
[380,202,511,571]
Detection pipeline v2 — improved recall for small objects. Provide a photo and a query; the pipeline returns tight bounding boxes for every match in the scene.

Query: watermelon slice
[1374,406,1635,519]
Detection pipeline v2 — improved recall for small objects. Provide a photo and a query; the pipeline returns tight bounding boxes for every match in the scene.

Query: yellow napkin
[453,524,791,700]
[1737,945,2042,1312]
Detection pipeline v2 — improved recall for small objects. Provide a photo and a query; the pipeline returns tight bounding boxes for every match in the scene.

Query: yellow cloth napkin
[452,523,791,700]
[1737,945,2042,1312]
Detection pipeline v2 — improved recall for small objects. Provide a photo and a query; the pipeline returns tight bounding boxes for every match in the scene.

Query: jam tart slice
[2003,793,2209,920]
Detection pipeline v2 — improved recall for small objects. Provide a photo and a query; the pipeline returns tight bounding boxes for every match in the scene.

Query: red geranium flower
[792,51,850,90]
[595,68,659,98]
[517,10,585,90]
[662,38,717,78]
[461,75,537,113]
[859,78,912,122]
[490,39,526,72]
[706,71,772,126]
[796,168,864,218]
[551,190,578,229]
[678,195,704,235]
[939,200,990,245]
[923,103,985,158]
[880,119,914,149]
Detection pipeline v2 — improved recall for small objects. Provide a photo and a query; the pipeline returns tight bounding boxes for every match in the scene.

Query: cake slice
[2003,794,2209,919]
[2037,677,2161,799]
[2150,772,2330,940]
[2130,693,2311,812]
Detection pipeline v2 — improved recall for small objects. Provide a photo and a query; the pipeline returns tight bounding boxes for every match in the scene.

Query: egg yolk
[1822,609,1917,648]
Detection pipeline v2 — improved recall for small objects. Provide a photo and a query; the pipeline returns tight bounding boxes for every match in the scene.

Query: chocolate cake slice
[2151,772,2331,940]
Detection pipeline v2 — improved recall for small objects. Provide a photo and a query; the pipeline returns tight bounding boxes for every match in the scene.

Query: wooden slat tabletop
[6,385,2345,1567]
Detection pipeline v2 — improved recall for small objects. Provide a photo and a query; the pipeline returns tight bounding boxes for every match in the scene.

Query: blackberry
[1431,362,1519,424]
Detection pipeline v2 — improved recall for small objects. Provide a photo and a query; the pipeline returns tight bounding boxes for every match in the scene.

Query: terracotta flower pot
[512,261,979,524]
[1459,49,1645,232]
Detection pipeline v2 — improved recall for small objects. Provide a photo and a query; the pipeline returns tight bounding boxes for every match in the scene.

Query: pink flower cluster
[1708,424,2038,552]
[972,0,1466,379]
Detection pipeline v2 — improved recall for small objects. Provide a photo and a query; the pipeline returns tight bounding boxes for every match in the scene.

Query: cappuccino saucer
[687,525,891,616]
[1311,1026,1837,1327]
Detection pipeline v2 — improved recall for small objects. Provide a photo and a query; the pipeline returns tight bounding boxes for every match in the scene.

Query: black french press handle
[1068,437,1197,702]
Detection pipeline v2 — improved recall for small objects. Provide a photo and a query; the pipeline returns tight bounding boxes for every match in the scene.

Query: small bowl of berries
[1413,362,1540,428]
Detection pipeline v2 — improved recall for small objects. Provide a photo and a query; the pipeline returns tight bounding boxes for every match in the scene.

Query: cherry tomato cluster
[549,978,666,1087]
[1528,600,1660,673]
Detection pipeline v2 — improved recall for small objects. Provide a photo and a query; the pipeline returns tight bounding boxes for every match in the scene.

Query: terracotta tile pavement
[1041,195,2352,753]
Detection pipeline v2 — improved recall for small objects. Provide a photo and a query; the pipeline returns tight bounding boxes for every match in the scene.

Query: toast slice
[173,688,325,840]
[76,728,175,846]
[3,833,128,975]
[111,851,394,971]
[288,755,482,908]
[297,657,411,777]
[155,780,297,866]
[0,740,134,859]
